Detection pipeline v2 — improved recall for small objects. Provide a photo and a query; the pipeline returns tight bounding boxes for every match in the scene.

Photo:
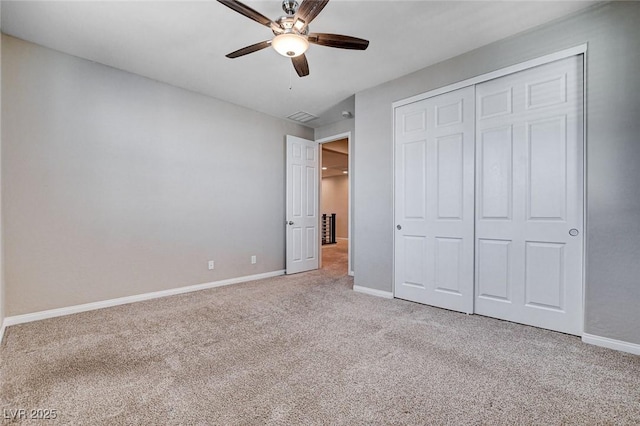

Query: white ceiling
[1,1,598,127]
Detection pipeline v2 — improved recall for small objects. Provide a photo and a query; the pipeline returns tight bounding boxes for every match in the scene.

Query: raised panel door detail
[403,236,426,288]
[437,134,464,220]
[477,239,511,302]
[436,101,462,127]
[293,143,302,159]
[404,111,426,133]
[292,164,302,217]
[528,117,567,220]
[403,141,426,219]
[292,228,302,261]
[306,146,315,161]
[526,74,567,109]
[525,242,565,311]
[435,237,462,294]
[306,166,316,217]
[479,126,512,220]
[480,88,512,119]
[306,227,317,260]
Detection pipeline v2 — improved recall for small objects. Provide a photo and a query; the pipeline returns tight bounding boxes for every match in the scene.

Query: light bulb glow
[272,33,309,58]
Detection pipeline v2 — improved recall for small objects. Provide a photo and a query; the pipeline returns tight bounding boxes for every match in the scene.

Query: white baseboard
[582,333,640,356]
[3,270,285,328]
[348,270,354,277]
[353,285,394,299]
[0,319,6,345]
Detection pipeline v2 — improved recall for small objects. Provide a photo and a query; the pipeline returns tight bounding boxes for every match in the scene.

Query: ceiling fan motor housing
[274,16,309,36]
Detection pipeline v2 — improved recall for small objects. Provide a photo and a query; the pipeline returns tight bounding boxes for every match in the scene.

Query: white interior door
[394,86,475,313]
[286,135,319,274]
[474,56,584,335]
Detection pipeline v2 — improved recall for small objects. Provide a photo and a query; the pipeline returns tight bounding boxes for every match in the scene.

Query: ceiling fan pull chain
[289,65,293,90]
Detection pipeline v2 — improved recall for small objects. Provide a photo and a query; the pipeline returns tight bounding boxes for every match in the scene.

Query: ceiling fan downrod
[282,0,298,16]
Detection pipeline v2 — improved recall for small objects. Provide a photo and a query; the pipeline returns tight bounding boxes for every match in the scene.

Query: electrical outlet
[251,255,257,264]
[208,260,215,270]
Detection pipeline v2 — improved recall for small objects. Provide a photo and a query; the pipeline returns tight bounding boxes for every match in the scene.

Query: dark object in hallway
[322,213,336,245]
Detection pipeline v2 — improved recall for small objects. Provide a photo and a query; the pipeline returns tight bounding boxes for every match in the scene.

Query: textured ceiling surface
[1,1,598,126]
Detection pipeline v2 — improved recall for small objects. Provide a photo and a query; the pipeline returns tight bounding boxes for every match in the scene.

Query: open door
[286,135,319,274]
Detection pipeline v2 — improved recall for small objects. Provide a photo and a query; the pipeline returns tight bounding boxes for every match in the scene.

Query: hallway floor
[321,239,348,275]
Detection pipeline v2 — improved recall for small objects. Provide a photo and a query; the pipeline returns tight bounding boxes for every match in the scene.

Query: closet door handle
[397,224,402,230]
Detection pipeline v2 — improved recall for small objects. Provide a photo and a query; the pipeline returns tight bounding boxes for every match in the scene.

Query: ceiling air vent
[287,111,318,124]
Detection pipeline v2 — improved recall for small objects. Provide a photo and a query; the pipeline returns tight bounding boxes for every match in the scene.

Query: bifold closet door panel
[394,86,475,314]
[474,55,584,335]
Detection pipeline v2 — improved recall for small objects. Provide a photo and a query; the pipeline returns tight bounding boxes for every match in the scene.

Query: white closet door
[394,86,475,313]
[474,56,584,335]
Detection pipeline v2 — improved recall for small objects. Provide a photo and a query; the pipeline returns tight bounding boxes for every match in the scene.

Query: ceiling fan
[217,0,369,77]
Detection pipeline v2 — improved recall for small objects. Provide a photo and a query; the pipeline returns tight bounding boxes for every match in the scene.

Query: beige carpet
[2,241,640,425]
[321,239,349,275]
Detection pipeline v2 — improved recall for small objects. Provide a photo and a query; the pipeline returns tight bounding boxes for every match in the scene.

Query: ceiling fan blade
[308,33,369,50]
[226,40,272,59]
[217,0,280,31]
[295,0,330,25]
[292,54,310,77]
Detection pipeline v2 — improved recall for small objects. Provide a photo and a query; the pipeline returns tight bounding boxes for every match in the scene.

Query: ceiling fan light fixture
[272,33,309,57]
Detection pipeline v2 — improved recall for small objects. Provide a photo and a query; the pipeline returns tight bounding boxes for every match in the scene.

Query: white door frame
[392,44,587,331]
[316,131,353,276]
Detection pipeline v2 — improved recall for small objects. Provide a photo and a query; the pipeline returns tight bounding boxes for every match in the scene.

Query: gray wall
[0,3,4,328]
[354,2,640,345]
[315,117,355,274]
[2,35,313,316]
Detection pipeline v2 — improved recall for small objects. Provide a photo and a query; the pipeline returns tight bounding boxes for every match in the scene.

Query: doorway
[318,134,351,276]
